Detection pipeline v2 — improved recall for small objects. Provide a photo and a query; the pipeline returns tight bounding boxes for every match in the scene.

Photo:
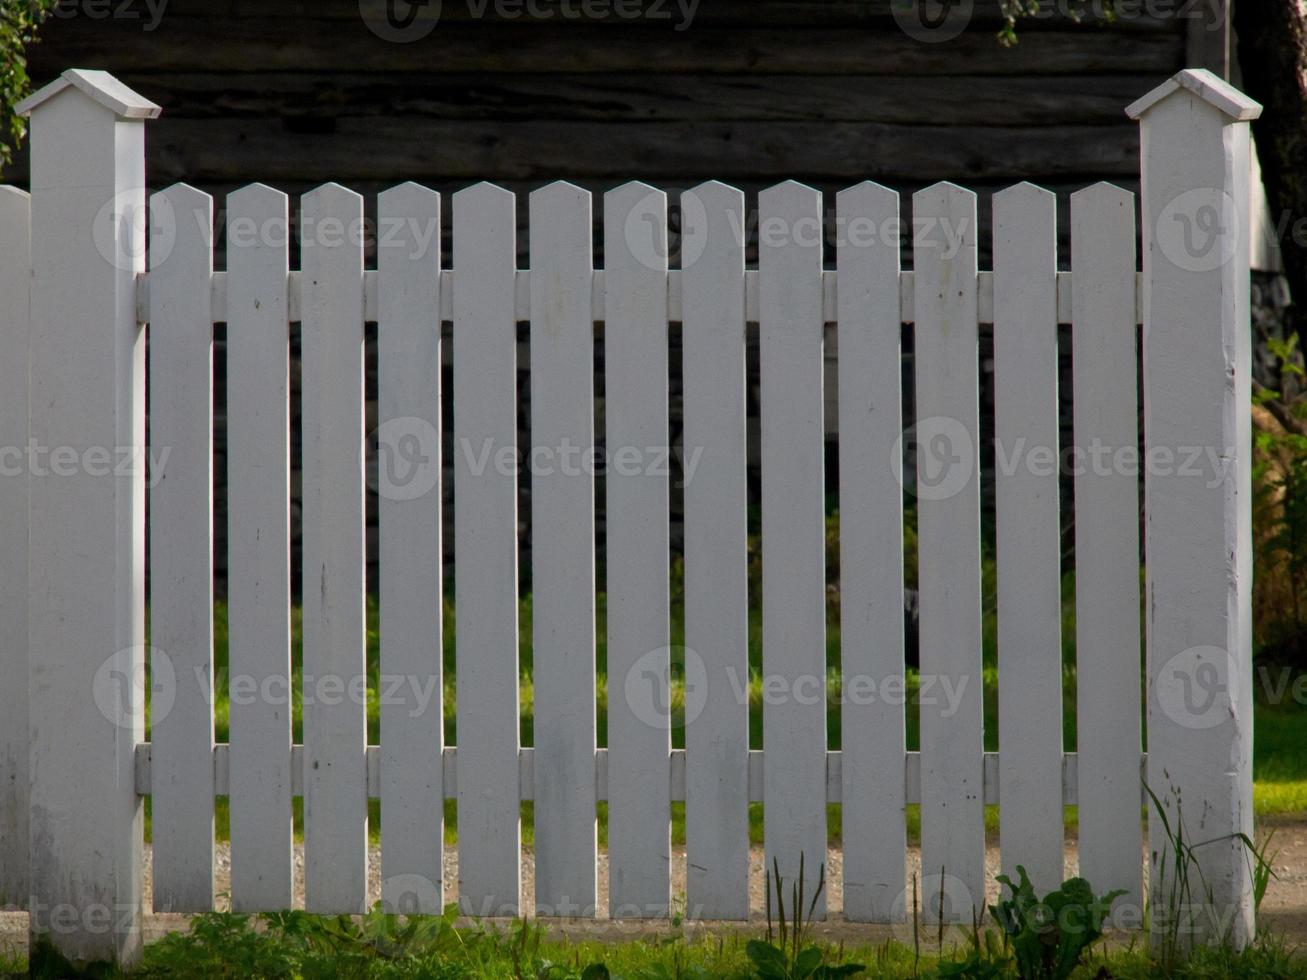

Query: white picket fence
[0,67,1262,965]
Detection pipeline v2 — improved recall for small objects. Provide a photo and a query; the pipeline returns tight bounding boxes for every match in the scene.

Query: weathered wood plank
[132,120,1138,185]
[453,182,521,917]
[529,181,598,918]
[603,181,671,919]
[913,182,984,924]
[1070,181,1142,922]
[682,181,750,920]
[760,181,827,918]
[301,183,368,914]
[836,181,905,924]
[85,73,1160,126]
[226,183,294,912]
[377,182,444,914]
[31,20,1182,74]
[148,183,216,913]
[993,182,1063,894]
[0,186,29,913]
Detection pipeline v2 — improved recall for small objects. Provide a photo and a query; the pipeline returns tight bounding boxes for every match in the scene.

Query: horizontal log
[218,0,1180,30]
[93,71,1161,126]
[29,19,1183,74]
[134,118,1136,183]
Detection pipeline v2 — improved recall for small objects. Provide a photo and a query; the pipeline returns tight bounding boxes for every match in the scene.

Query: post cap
[16,69,161,120]
[1126,68,1261,122]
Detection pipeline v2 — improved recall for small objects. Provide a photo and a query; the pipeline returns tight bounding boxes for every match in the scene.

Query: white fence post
[1128,69,1260,947]
[0,186,30,914]
[17,69,159,965]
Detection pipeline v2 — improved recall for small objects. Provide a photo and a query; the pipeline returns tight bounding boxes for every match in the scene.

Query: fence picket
[0,186,28,913]
[682,181,750,920]
[453,182,521,917]
[377,182,444,914]
[913,182,984,923]
[993,182,1063,893]
[149,184,216,912]
[226,183,294,911]
[603,182,671,918]
[1070,182,1142,916]
[836,181,905,923]
[759,181,827,918]
[300,184,368,913]
[529,182,598,918]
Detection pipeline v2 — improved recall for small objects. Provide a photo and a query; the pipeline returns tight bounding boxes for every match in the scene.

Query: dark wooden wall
[8,0,1191,262]
[6,0,1196,596]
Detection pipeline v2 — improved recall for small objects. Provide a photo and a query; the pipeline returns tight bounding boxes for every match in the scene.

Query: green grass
[15,907,1307,979]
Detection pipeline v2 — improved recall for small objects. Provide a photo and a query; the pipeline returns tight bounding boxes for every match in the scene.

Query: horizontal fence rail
[132,744,1142,807]
[0,67,1261,964]
[133,268,1146,326]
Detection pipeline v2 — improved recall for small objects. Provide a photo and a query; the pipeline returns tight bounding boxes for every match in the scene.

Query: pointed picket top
[228,182,288,210]
[759,179,821,211]
[1125,68,1261,122]
[378,181,439,210]
[16,68,160,119]
[453,180,515,208]
[994,180,1055,207]
[686,178,743,202]
[303,181,364,208]
[836,180,897,209]
[153,182,212,212]
[1070,181,1134,212]
[531,179,589,203]
[605,180,664,210]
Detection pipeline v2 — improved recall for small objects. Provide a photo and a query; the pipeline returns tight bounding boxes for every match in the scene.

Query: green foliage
[987,866,1122,980]
[746,856,863,980]
[0,0,57,167]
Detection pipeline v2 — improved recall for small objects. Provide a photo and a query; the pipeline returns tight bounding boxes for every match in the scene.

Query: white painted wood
[913,182,984,924]
[300,184,368,913]
[148,184,215,913]
[759,180,827,918]
[681,181,750,920]
[453,182,521,917]
[138,742,1127,808]
[24,83,149,964]
[603,182,671,919]
[1070,182,1142,921]
[993,183,1063,894]
[376,182,444,913]
[137,267,1149,340]
[1132,71,1260,947]
[836,182,905,923]
[529,182,598,918]
[0,186,29,913]
[225,183,294,912]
